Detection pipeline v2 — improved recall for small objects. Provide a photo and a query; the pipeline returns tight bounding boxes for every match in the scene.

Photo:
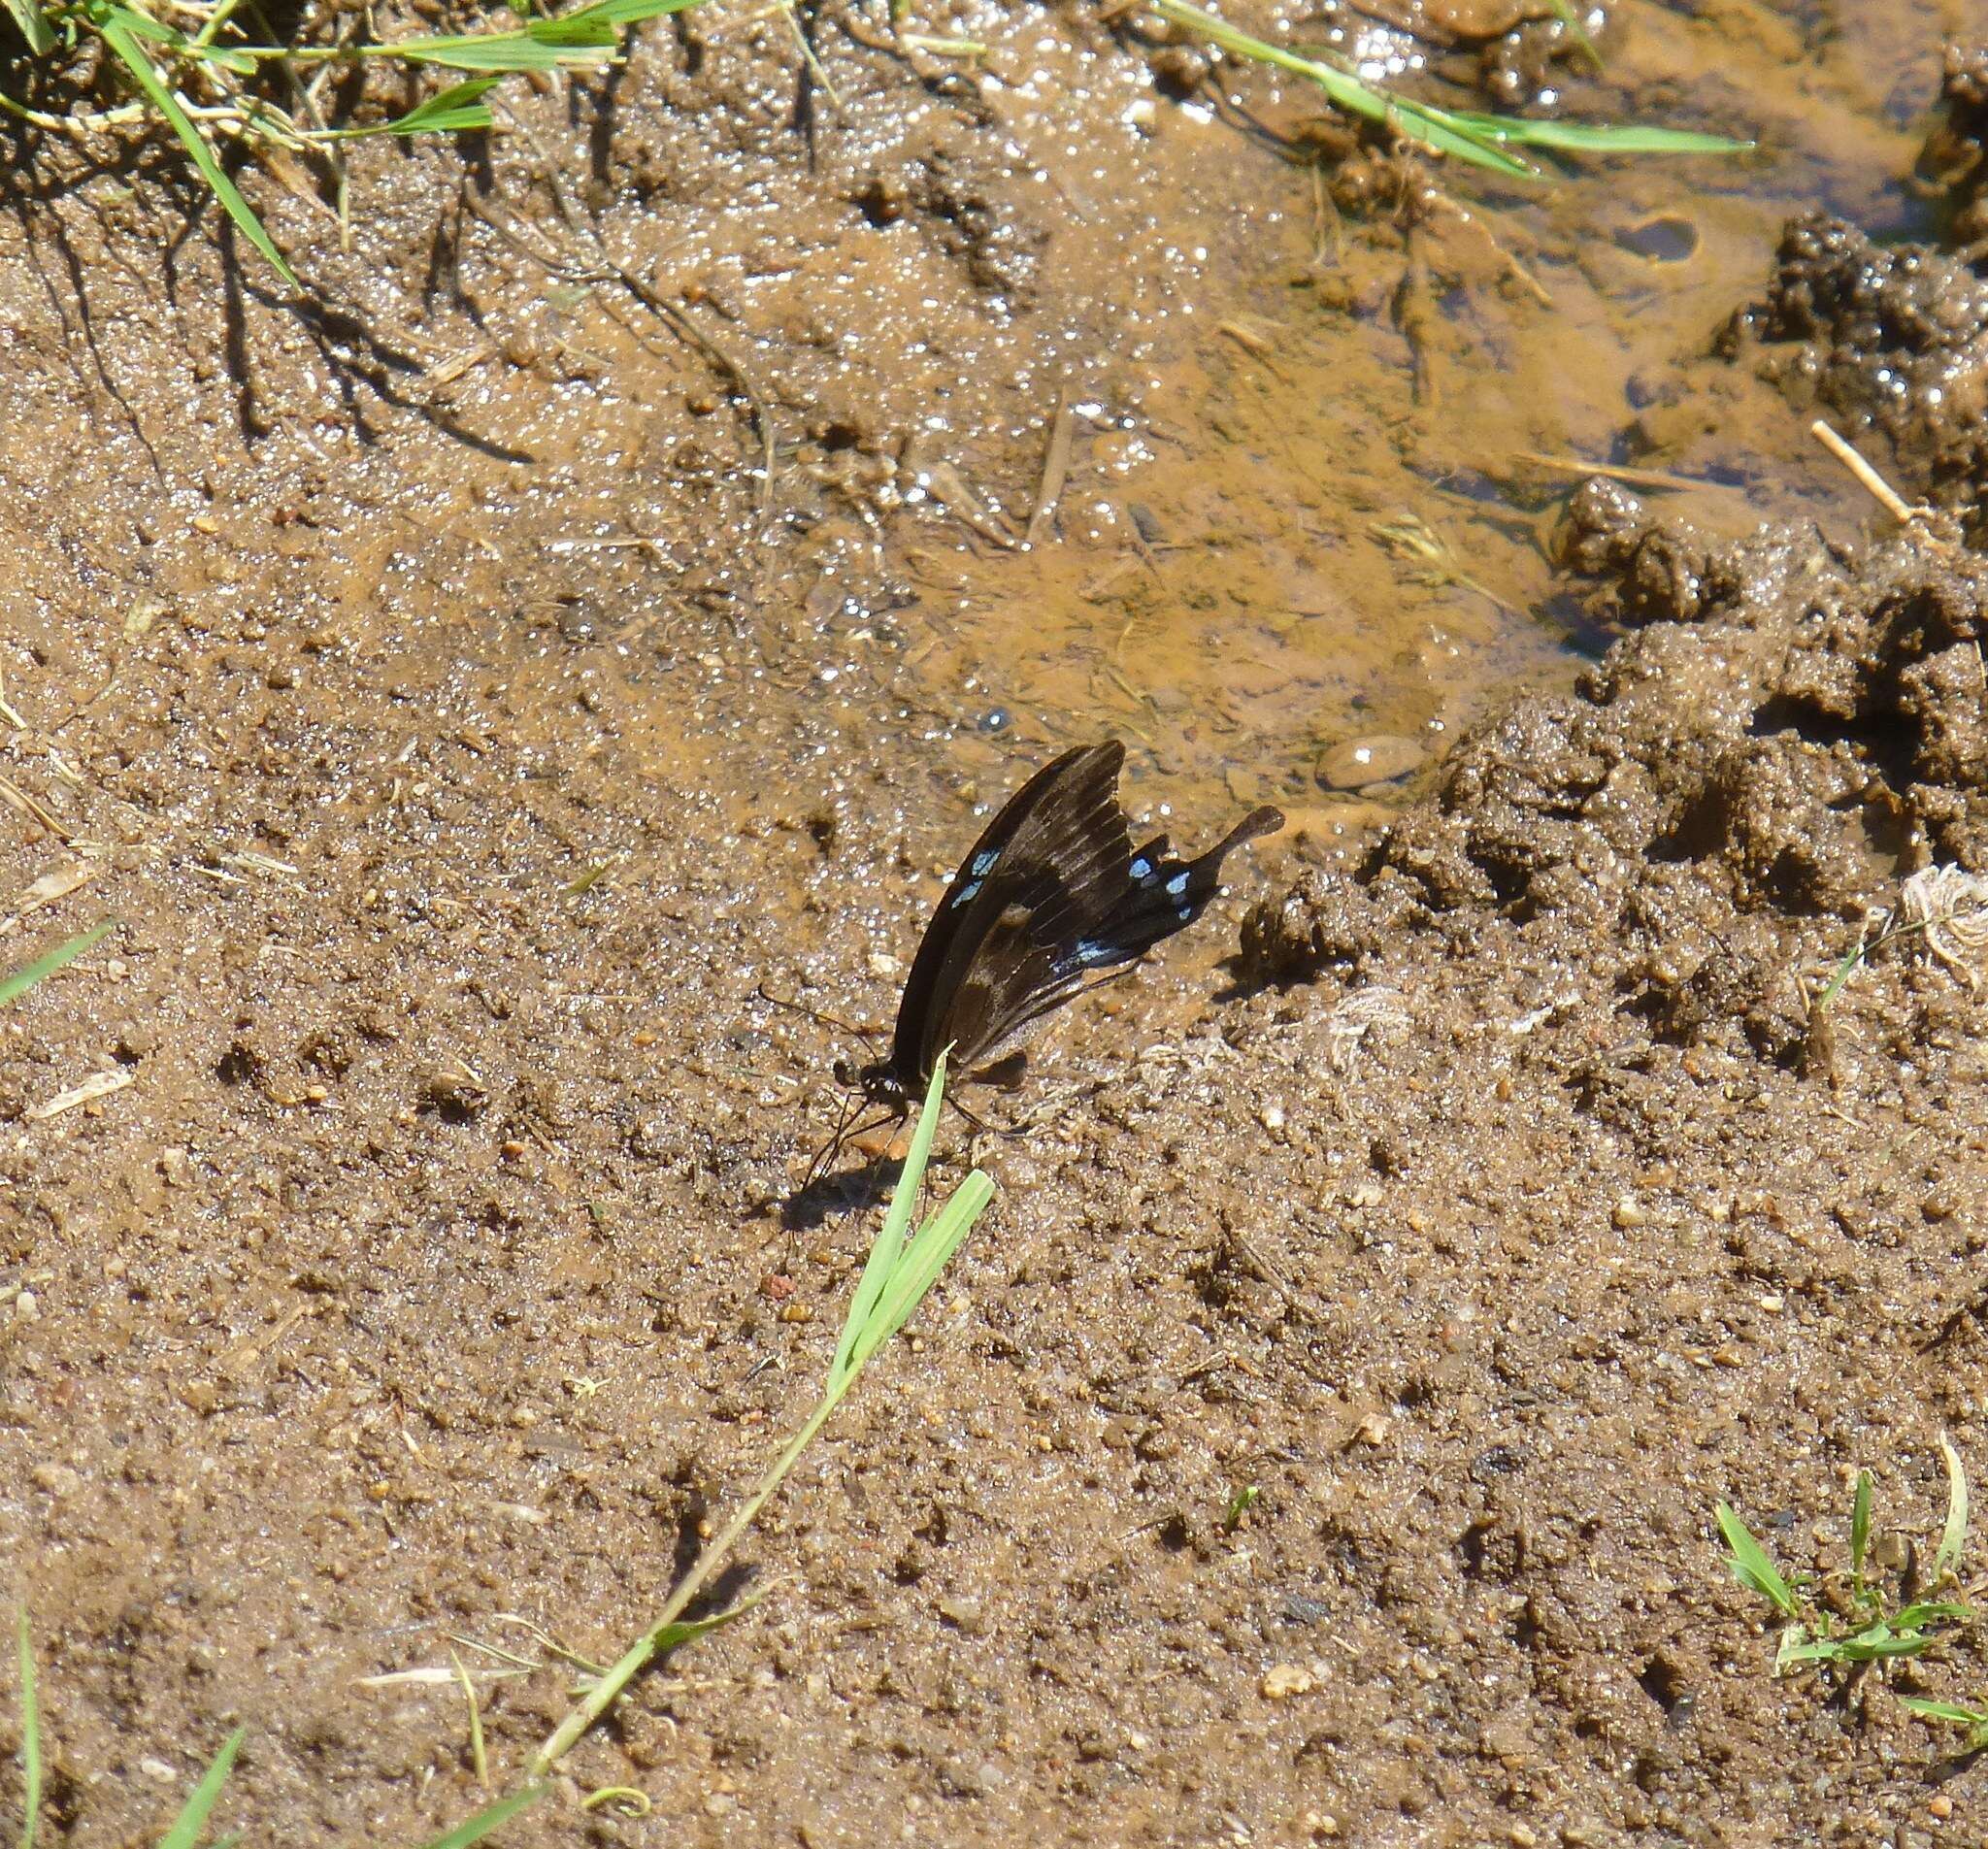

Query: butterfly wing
[1043,803,1285,982]
[889,740,1283,1090]
[887,742,1129,1084]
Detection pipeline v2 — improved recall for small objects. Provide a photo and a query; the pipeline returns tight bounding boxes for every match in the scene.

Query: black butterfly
[835,740,1283,1129]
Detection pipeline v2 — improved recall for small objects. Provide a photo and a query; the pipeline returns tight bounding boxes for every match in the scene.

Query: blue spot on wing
[1165,871,1189,898]
[970,849,999,878]
[951,879,982,908]
[1129,855,1151,882]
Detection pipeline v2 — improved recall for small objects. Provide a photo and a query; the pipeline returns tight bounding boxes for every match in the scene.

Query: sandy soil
[0,1,1985,1844]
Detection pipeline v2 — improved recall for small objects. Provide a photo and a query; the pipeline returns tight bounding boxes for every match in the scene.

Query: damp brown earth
[1,1,1986,1843]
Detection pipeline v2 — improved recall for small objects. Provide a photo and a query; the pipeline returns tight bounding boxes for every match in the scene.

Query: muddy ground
[1,1,1986,1844]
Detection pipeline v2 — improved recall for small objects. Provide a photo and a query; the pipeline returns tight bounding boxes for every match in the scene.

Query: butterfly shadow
[778,1145,909,1234]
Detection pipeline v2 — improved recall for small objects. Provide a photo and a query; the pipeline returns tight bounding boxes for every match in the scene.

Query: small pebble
[1316,734,1423,791]
[1261,1663,1314,1700]
[939,1597,985,1635]
[13,1290,36,1322]
[1612,1196,1647,1230]
[1929,1794,1953,1821]
[1260,1102,1286,1133]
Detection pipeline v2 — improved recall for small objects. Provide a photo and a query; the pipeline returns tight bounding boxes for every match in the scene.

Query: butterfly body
[852,741,1282,1112]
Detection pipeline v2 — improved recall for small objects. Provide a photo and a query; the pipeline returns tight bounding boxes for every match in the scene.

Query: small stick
[1026,391,1075,546]
[1510,450,1708,493]
[1809,418,1918,525]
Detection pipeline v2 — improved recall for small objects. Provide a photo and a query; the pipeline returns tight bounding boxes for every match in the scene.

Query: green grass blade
[1157,0,1533,178]
[155,1728,244,1849]
[1890,1601,1972,1630]
[1446,113,1751,155]
[1938,1435,1970,1586]
[1850,1469,1872,1594]
[646,1591,762,1655]
[831,1052,949,1386]
[1839,1630,1937,1661]
[17,1609,40,1849]
[95,21,297,286]
[381,32,588,70]
[2,0,55,55]
[1902,1697,1988,1724]
[545,0,703,25]
[368,75,503,134]
[849,1169,993,1382]
[1773,1625,1821,1671]
[1544,0,1600,70]
[1,919,116,1008]
[412,1784,546,1849]
[381,0,702,70]
[1716,1502,1802,1619]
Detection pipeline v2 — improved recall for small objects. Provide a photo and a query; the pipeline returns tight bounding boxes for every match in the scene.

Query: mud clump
[1244,479,1988,1049]
[1920,43,1988,246]
[1718,213,1988,531]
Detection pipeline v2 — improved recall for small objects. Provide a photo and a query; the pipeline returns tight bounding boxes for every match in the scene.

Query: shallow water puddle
[870,0,1953,820]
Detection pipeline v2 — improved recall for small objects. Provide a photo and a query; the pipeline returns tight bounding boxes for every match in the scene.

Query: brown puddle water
[807,0,1952,830]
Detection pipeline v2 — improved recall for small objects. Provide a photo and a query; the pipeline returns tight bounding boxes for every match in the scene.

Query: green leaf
[1838,1629,1938,1661]
[4,0,56,53]
[1773,1624,1823,1671]
[379,75,503,134]
[381,31,585,70]
[830,1050,949,1387]
[1901,1697,1988,1726]
[1890,1601,1971,1631]
[0,919,115,1008]
[1937,1435,1970,1587]
[646,1592,762,1656]
[17,1609,41,1849]
[1850,1469,1872,1594]
[380,0,703,70]
[1445,113,1753,155]
[552,0,708,24]
[854,1167,993,1383]
[155,1729,244,1849]
[96,20,298,286]
[1153,0,1748,181]
[411,1784,547,1849]
[1716,1502,1802,1620]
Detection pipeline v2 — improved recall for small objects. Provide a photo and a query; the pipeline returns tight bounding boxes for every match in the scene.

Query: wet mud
[0,0,1985,1843]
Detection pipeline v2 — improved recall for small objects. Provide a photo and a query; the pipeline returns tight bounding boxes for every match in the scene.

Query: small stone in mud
[1316,735,1423,791]
[1261,1663,1314,1700]
[939,1596,985,1634]
[1614,215,1701,264]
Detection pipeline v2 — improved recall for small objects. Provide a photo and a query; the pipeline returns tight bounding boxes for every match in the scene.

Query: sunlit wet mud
[0,0,1983,1842]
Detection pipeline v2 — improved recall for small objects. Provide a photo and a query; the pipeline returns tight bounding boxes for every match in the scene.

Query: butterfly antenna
[757,982,881,1051]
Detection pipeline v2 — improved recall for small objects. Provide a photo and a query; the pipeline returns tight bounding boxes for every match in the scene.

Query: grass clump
[0,0,706,286]
[1149,0,1750,181]
[1716,1437,1972,1675]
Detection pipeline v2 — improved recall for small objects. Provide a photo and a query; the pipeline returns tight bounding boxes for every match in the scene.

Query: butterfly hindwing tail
[1053,804,1282,976]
